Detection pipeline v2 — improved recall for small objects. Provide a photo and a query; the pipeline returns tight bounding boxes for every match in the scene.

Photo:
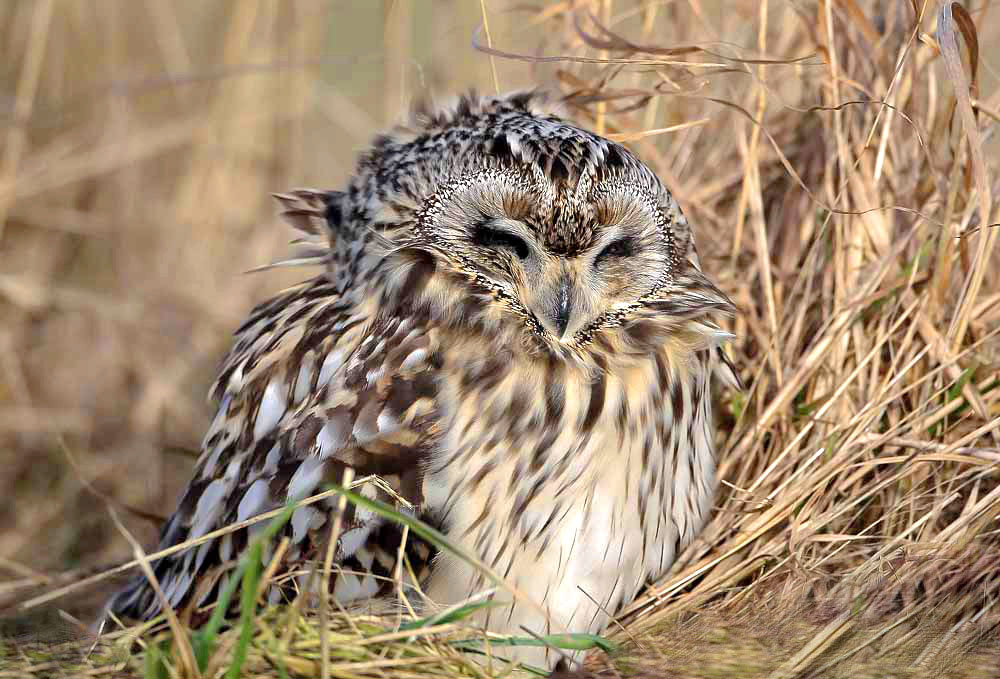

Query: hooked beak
[528,270,576,341]
[553,274,572,338]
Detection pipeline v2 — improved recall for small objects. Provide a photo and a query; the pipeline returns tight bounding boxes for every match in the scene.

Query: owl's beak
[554,274,572,338]
[533,271,575,340]
[528,263,587,342]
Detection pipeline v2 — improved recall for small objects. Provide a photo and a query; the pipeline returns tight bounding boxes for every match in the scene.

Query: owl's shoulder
[201,277,446,474]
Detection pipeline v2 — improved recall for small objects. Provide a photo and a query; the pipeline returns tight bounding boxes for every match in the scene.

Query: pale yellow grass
[2,1,999,678]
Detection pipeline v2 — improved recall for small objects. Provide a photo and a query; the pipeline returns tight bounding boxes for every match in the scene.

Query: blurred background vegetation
[2,1,1000,676]
[0,1,546,600]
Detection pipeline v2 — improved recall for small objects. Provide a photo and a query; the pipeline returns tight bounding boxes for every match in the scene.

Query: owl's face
[415,161,677,352]
[350,92,730,362]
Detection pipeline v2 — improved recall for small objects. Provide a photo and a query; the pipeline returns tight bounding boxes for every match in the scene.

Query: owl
[105,90,740,671]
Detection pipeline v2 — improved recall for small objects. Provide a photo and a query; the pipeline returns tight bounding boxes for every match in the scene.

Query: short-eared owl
[107,91,740,670]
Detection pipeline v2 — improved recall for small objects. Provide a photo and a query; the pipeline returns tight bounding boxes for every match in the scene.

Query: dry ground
[1,1,999,677]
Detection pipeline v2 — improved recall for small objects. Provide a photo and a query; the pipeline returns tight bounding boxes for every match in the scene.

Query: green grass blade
[456,631,618,653]
[452,633,617,677]
[397,599,505,631]
[226,541,263,679]
[144,640,169,679]
[193,569,240,669]
[192,502,295,670]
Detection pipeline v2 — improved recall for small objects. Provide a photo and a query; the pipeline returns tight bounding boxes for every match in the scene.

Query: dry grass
[2,1,1000,677]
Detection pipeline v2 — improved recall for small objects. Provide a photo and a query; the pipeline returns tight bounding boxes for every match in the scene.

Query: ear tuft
[253,189,345,275]
[323,191,346,232]
[273,189,345,240]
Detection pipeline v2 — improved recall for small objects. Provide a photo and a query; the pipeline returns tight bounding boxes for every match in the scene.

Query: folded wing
[107,272,443,622]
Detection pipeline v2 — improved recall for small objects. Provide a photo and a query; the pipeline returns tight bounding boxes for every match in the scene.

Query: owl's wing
[108,240,441,623]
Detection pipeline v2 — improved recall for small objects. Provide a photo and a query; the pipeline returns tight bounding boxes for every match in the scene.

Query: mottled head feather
[277,91,729,366]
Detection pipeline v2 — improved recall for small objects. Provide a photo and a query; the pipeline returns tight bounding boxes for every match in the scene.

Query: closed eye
[472,222,530,260]
[595,236,635,264]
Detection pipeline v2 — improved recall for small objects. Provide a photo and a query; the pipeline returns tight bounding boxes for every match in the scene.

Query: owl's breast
[421,344,718,621]
[414,345,719,671]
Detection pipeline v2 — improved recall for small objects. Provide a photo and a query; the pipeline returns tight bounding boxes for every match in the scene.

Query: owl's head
[320,91,733,363]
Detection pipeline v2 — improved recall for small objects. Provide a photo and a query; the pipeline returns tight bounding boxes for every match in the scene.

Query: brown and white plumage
[106,91,740,670]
